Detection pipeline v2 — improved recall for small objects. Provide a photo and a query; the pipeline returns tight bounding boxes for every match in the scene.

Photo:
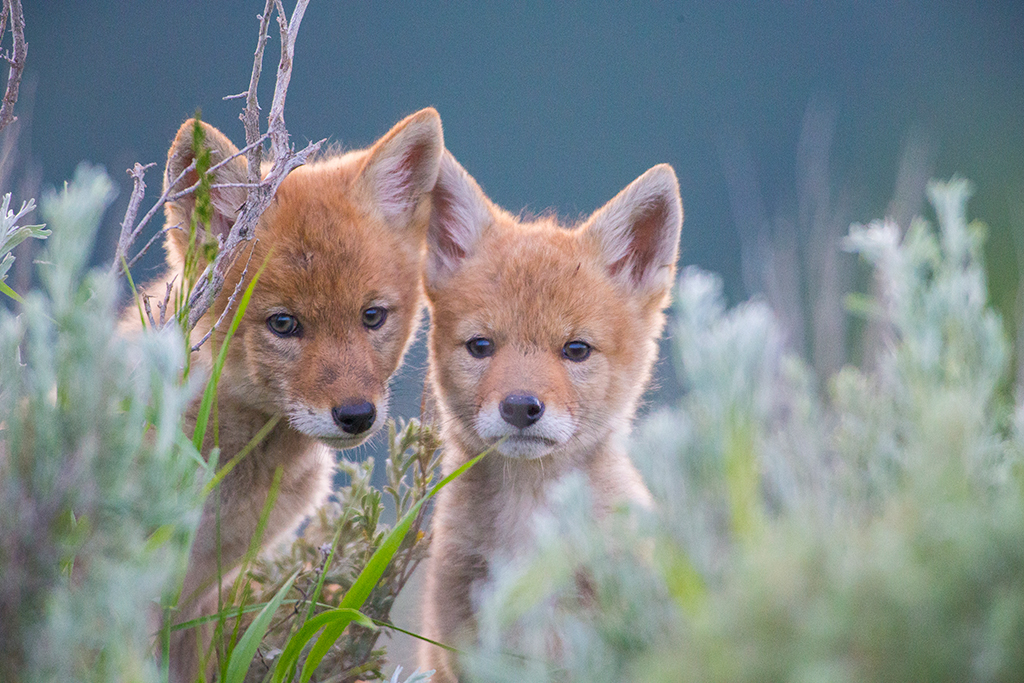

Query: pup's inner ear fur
[584,164,683,295]
[425,151,492,287]
[357,107,444,228]
[163,119,248,269]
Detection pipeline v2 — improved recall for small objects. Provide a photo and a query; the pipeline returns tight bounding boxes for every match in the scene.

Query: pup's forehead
[440,224,628,345]
[247,195,422,324]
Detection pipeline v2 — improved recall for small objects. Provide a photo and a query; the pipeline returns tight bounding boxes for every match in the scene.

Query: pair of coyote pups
[152,108,681,681]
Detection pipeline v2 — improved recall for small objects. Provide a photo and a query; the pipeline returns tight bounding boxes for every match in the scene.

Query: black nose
[331,401,376,435]
[499,394,545,429]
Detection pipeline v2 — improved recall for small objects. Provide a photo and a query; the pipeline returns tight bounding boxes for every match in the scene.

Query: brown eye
[562,340,592,362]
[466,337,494,358]
[267,313,301,337]
[362,306,388,330]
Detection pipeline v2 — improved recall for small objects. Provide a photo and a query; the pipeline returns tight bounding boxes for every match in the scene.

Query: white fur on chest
[467,467,565,612]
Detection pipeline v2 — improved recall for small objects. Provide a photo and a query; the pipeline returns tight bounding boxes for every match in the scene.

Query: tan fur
[131,109,444,682]
[419,153,683,681]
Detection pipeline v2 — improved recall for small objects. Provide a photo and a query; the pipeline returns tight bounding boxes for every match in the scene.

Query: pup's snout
[499,394,545,429]
[332,401,376,435]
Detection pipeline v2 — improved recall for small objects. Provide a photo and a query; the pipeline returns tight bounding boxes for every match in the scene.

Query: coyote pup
[419,152,682,681]
[143,109,443,681]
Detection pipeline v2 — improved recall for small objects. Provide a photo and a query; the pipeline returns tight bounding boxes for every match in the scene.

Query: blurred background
[8,0,1024,440]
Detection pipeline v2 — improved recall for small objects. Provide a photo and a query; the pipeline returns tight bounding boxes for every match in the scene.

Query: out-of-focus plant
[0,191,47,301]
[0,165,203,683]
[464,179,1024,682]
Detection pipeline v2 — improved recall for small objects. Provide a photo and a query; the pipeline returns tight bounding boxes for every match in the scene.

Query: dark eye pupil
[466,337,494,358]
[268,314,299,336]
[362,307,387,330]
[563,340,591,361]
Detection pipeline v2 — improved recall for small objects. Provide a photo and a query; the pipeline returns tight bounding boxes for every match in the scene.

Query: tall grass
[464,180,1024,682]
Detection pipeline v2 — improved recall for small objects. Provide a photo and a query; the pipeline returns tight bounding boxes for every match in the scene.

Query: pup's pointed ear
[425,151,493,288]
[356,107,444,228]
[163,119,248,268]
[583,164,683,296]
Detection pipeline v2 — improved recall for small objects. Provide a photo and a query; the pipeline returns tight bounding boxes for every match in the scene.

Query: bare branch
[209,182,263,190]
[164,133,271,203]
[241,0,276,184]
[0,4,9,53]
[184,0,319,332]
[114,160,194,275]
[109,162,157,276]
[127,224,183,270]
[183,136,322,330]
[106,0,317,336]
[267,0,310,163]
[114,130,269,278]
[142,290,157,329]
[157,277,174,327]
[0,0,26,134]
[190,240,258,353]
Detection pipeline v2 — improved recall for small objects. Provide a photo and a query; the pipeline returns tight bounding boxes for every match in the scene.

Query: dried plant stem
[240,0,276,183]
[107,0,321,346]
[0,0,27,134]
[127,225,181,270]
[109,162,156,276]
[112,133,270,278]
[190,240,258,353]
[184,0,322,332]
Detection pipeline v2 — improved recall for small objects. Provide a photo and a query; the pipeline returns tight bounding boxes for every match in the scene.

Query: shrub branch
[0,0,27,134]
[106,0,324,340]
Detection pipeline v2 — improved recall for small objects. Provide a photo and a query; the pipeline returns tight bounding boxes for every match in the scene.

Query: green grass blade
[192,254,269,451]
[119,254,147,329]
[169,599,313,633]
[160,605,171,683]
[371,619,460,653]
[203,414,282,496]
[0,279,25,304]
[294,446,495,683]
[223,569,300,683]
[265,514,349,683]
[305,510,349,623]
[271,608,375,683]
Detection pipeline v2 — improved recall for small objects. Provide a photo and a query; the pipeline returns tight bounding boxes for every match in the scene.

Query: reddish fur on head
[160,109,443,445]
[424,153,683,465]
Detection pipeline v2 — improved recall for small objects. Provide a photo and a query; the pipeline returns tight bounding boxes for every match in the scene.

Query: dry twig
[0,0,27,134]
[108,0,322,343]
[109,162,156,276]
[183,0,322,332]
[190,239,258,353]
[111,133,269,277]
[126,224,182,270]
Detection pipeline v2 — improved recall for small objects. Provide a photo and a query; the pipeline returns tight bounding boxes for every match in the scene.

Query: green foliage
[0,191,48,301]
[238,419,447,683]
[464,180,1024,682]
[0,165,203,683]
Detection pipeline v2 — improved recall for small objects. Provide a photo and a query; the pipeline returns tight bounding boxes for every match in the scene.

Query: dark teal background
[17,1,1024,455]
